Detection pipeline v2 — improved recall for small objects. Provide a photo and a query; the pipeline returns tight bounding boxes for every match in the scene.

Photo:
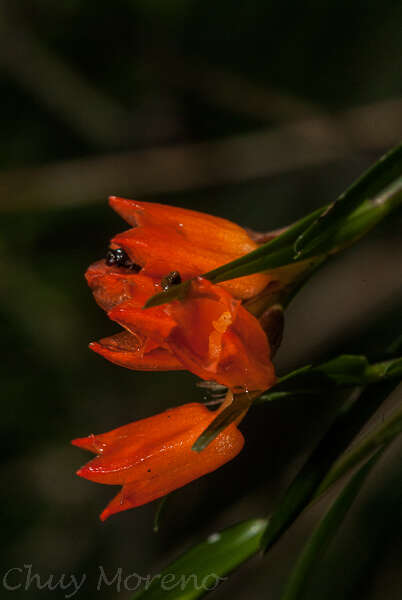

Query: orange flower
[89,270,275,392]
[85,260,183,372]
[108,196,270,300]
[72,403,244,520]
[86,198,276,392]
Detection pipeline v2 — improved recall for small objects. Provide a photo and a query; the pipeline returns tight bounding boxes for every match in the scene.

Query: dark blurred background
[1,1,402,598]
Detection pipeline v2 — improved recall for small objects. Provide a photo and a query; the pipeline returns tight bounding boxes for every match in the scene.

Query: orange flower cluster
[75,198,276,519]
[85,197,275,391]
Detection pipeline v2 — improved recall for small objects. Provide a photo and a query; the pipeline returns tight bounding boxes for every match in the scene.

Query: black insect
[161,271,182,291]
[105,248,141,271]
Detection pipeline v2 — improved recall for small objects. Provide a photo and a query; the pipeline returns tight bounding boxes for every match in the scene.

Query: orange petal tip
[109,196,141,226]
[71,434,99,453]
[75,464,95,480]
[71,437,88,449]
[99,508,110,521]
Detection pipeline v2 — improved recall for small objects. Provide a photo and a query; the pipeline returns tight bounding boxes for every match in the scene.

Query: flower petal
[98,423,244,521]
[85,260,159,311]
[108,300,176,344]
[110,201,270,300]
[112,225,234,280]
[89,332,182,371]
[74,404,244,489]
[165,279,276,392]
[109,196,258,255]
[100,421,244,519]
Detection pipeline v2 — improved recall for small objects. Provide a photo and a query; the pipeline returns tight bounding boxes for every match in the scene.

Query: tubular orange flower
[72,403,245,520]
[86,198,276,392]
[108,196,270,300]
[89,272,275,392]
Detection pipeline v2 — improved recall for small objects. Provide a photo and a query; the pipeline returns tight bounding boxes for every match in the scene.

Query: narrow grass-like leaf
[316,399,402,497]
[257,354,402,403]
[145,148,402,309]
[192,391,258,453]
[259,380,399,553]
[316,354,402,384]
[281,448,385,600]
[387,333,402,356]
[308,177,402,257]
[133,518,268,600]
[153,496,168,533]
[294,143,402,257]
[205,184,402,285]
[385,357,402,378]
[206,178,401,285]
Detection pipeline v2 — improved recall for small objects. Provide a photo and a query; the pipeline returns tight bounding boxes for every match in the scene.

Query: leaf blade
[145,147,402,309]
[192,391,257,452]
[281,448,385,600]
[257,354,402,403]
[316,398,402,497]
[259,379,399,553]
[294,143,402,257]
[133,519,267,600]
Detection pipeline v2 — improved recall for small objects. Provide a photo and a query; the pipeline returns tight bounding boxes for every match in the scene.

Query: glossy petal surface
[73,403,244,519]
[109,196,270,299]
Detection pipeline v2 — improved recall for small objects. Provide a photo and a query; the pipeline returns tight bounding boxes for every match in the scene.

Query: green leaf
[153,495,168,533]
[133,518,268,600]
[387,333,402,355]
[257,354,402,403]
[259,379,399,553]
[309,177,402,257]
[316,400,402,497]
[144,279,192,309]
[145,146,402,308]
[384,357,402,378]
[192,391,257,453]
[281,448,385,600]
[315,354,369,382]
[214,176,402,283]
[294,143,402,257]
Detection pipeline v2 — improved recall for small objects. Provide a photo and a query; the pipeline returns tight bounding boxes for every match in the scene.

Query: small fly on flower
[105,247,141,271]
[161,271,182,291]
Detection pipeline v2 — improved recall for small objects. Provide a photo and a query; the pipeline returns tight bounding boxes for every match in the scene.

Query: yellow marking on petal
[212,311,232,333]
[208,311,232,360]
